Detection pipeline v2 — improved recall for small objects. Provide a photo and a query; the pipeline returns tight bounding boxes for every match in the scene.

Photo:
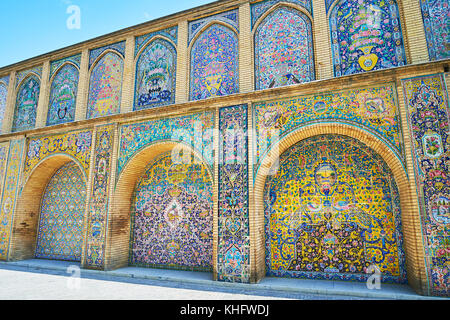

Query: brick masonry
[0,0,448,297]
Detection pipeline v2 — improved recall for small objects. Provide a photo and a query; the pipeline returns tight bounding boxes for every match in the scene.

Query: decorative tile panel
[135,26,178,56]
[264,134,407,283]
[217,104,250,283]
[251,0,313,27]
[330,0,407,76]
[50,54,81,78]
[23,130,93,185]
[47,63,79,126]
[402,74,449,296]
[130,152,213,271]
[35,162,87,261]
[0,139,25,260]
[420,0,450,61]
[134,38,177,110]
[188,9,239,44]
[87,52,124,119]
[84,124,115,269]
[254,6,315,90]
[89,41,126,69]
[190,24,239,101]
[0,77,8,133]
[12,74,40,132]
[253,84,404,179]
[118,111,215,176]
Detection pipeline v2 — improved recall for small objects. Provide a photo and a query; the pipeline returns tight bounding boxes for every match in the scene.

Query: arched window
[254,6,315,90]
[87,52,123,119]
[47,63,79,126]
[190,24,239,101]
[134,38,177,110]
[12,75,40,132]
[329,0,407,76]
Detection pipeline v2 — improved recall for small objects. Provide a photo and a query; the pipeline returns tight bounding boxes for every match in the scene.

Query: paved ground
[0,259,445,300]
[0,269,285,300]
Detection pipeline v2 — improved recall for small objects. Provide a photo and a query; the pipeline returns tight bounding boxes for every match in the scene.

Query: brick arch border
[105,141,216,272]
[9,154,87,262]
[251,123,427,294]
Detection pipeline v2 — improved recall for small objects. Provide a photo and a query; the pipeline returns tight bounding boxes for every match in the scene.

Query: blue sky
[0,0,214,68]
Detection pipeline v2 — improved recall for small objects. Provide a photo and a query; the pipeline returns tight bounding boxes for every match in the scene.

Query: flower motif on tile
[85,124,115,269]
[330,0,407,76]
[23,130,93,185]
[420,0,450,61]
[251,0,312,27]
[12,75,40,132]
[0,77,8,133]
[129,152,213,271]
[254,6,314,90]
[190,24,239,101]
[265,134,407,283]
[35,162,87,261]
[87,52,124,119]
[217,105,250,283]
[134,38,176,110]
[47,63,79,126]
[402,74,449,296]
[253,84,404,179]
[0,139,25,260]
[118,112,215,175]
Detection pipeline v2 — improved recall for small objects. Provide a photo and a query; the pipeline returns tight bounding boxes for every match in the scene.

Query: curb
[0,261,444,300]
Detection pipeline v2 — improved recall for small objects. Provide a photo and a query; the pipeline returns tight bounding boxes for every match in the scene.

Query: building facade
[0,0,448,297]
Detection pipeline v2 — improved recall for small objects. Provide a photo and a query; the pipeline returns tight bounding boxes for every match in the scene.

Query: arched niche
[9,154,87,262]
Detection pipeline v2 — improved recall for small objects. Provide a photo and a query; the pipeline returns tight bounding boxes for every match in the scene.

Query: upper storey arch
[419,0,450,61]
[0,76,8,133]
[87,43,125,120]
[329,0,407,77]
[47,62,80,126]
[134,35,177,111]
[12,72,41,132]
[189,11,239,101]
[253,2,315,90]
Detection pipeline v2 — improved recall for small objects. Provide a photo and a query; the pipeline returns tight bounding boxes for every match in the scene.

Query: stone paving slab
[0,259,446,300]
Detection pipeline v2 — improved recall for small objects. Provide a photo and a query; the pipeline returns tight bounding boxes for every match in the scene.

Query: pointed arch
[329,0,407,77]
[9,155,88,262]
[253,3,315,90]
[189,21,239,101]
[251,123,427,292]
[106,141,215,272]
[134,36,177,110]
[12,73,41,132]
[0,80,8,132]
[47,62,80,126]
[87,50,124,119]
